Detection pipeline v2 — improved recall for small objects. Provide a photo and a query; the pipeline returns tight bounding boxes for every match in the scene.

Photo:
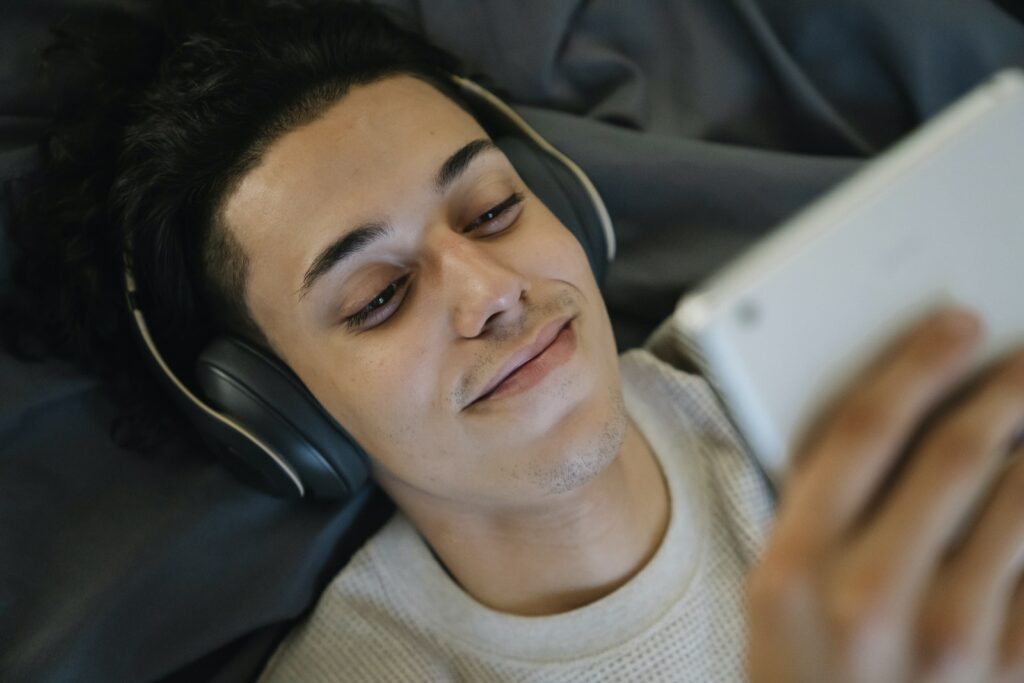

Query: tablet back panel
[672,70,1024,484]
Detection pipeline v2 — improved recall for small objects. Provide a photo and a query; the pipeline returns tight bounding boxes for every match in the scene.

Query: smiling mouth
[466,316,577,408]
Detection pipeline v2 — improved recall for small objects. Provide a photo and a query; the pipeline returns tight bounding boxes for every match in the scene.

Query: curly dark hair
[0,0,471,453]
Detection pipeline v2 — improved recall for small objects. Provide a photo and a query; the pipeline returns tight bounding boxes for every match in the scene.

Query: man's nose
[431,233,529,338]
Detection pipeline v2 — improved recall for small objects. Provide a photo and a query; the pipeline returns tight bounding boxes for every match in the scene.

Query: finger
[849,349,1024,608]
[915,449,1024,680]
[994,579,1024,683]
[942,448,1024,602]
[771,308,982,558]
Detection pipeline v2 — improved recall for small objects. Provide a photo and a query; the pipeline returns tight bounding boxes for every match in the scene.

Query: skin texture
[220,75,669,615]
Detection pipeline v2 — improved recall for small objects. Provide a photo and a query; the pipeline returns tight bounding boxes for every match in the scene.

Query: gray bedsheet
[2,1,1023,681]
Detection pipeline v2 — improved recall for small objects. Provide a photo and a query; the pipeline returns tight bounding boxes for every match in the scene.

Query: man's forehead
[222,75,485,245]
[220,74,492,327]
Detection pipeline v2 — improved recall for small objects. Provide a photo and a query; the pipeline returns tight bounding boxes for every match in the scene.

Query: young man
[6,1,1024,680]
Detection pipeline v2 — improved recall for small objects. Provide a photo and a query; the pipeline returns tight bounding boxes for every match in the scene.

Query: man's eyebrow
[296,137,497,301]
[435,138,495,194]
[297,222,391,300]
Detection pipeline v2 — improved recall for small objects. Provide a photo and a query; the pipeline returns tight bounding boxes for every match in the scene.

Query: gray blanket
[2,1,1022,681]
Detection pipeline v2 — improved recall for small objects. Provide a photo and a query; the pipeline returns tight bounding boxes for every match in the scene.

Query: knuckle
[834,394,890,440]
[924,422,987,473]
[825,569,892,643]
[745,555,813,617]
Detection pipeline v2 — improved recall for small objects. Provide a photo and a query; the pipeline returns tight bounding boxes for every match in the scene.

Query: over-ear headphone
[123,75,615,500]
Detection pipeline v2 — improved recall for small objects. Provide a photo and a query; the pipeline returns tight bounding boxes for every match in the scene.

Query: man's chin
[523,382,628,497]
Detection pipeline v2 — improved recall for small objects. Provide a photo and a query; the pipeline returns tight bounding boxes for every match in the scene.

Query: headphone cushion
[196,337,369,498]
[493,135,608,286]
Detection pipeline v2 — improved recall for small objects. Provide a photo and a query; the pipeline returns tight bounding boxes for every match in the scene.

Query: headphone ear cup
[493,135,608,287]
[195,336,370,499]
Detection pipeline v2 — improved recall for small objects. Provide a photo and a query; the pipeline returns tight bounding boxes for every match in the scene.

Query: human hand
[746,308,1024,683]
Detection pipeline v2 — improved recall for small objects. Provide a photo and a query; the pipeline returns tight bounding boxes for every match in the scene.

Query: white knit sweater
[258,348,775,682]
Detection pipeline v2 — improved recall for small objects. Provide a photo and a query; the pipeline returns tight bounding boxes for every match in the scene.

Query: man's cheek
[543,232,592,281]
[361,383,433,449]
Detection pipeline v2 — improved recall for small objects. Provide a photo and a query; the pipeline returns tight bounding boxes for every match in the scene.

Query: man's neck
[382,418,669,616]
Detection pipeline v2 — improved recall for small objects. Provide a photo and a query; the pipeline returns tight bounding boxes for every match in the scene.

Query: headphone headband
[452,76,616,263]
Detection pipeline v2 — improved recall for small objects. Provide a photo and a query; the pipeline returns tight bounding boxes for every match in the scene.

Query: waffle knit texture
[258,348,775,682]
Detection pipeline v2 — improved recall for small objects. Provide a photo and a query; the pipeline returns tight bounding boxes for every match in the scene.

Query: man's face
[222,75,625,507]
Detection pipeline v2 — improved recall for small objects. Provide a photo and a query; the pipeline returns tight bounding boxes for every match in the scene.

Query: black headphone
[123,75,615,501]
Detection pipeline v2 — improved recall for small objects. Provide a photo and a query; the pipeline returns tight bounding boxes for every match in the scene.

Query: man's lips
[467,315,575,407]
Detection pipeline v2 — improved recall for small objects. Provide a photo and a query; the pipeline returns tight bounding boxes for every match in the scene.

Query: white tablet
[669,69,1024,487]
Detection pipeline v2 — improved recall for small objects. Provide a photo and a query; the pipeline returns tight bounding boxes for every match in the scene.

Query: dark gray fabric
[0,352,392,682]
[378,0,1024,347]
[2,1,1022,681]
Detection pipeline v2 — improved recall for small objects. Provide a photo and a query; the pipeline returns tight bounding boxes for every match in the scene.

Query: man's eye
[343,192,524,332]
[462,191,525,235]
[344,274,410,331]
